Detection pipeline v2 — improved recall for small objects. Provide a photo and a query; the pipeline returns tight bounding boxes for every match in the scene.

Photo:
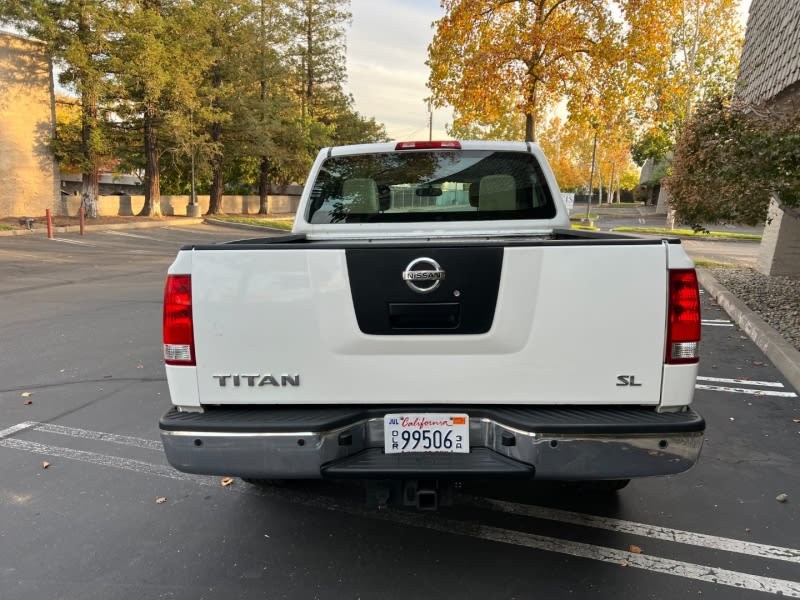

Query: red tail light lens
[666,269,701,364]
[163,275,195,366]
[395,140,462,150]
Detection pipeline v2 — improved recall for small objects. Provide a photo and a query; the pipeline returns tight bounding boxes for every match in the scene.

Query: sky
[344,0,452,140]
[344,0,754,141]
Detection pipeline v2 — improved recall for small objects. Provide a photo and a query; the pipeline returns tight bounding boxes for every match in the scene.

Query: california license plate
[384,413,469,454]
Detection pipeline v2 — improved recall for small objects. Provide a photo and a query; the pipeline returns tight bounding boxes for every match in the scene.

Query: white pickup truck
[159,140,704,508]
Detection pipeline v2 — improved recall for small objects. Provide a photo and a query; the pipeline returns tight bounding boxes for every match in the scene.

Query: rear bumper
[159,405,704,481]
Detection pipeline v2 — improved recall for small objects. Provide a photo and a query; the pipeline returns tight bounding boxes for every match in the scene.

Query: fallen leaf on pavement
[24,399,32,406]
[776,493,788,503]
[792,419,800,424]
[136,364,144,369]
[752,360,765,366]
[42,461,50,469]
[619,559,629,567]
[221,477,234,487]
[629,545,643,554]
[156,497,167,504]
[21,392,32,398]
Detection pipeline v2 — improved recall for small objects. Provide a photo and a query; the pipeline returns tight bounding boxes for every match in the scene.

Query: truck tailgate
[188,241,668,406]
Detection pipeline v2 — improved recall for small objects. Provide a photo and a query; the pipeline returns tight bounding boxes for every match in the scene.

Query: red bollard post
[46,208,53,239]
[79,206,85,236]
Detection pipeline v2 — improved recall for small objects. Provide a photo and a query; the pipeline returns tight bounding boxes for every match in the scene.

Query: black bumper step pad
[321,448,533,480]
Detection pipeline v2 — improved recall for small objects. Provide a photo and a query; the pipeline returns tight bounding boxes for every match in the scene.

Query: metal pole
[46,208,53,239]
[190,151,196,207]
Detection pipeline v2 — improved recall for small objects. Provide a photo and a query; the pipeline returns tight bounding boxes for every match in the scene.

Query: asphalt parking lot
[1,224,798,599]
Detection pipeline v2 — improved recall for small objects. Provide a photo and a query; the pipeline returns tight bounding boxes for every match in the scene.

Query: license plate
[384,413,469,454]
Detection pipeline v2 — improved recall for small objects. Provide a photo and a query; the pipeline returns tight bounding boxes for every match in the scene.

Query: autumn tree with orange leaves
[427,0,619,143]
[624,0,743,165]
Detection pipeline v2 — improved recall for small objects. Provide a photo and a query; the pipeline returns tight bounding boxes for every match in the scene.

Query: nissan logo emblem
[402,257,445,293]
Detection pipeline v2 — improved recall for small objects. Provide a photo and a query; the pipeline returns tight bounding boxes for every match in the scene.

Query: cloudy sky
[344,0,452,140]
[344,0,753,141]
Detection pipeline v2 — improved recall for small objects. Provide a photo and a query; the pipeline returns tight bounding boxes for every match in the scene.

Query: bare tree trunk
[81,169,99,219]
[525,113,536,142]
[208,130,224,215]
[80,95,99,219]
[607,164,615,205]
[598,167,603,205]
[207,62,224,215]
[585,132,597,221]
[258,157,270,215]
[139,102,162,216]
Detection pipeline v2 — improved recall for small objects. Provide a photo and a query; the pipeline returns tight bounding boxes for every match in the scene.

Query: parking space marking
[697,376,786,389]
[458,496,800,564]
[0,422,37,439]
[695,384,797,398]
[0,436,202,482]
[8,422,800,564]
[31,422,164,451]
[102,230,171,242]
[702,319,734,327]
[50,237,97,247]
[2,432,800,597]
[3,421,800,596]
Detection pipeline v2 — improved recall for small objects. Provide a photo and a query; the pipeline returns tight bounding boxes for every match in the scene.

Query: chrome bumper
[160,406,704,481]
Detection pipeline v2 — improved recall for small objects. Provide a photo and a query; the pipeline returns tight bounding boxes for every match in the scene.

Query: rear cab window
[306,149,557,225]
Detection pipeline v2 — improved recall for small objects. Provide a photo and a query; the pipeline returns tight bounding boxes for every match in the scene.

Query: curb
[0,218,205,237]
[697,267,800,393]
[203,217,293,233]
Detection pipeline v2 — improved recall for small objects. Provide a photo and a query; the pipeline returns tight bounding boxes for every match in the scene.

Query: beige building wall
[0,32,60,217]
[58,194,301,217]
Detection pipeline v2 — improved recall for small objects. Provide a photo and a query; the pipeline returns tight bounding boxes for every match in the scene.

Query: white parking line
[0,422,37,439]
[50,237,97,246]
[695,384,797,398]
[458,496,800,563]
[697,376,785,388]
[702,321,734,327]
[1,433,799,597]
[10,421,800,564]
[32,422,164,451]
[0,436,201,482]
[102,230,165,241]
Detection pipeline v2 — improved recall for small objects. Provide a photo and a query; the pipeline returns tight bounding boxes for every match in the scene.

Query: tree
[623,0,743,161]
[538,118,592,192]
[666,95,800,226]
[327,92,389,145]
[428,0,617,142]
[447,99,526,141]
[289,0,350,123]
[108,0,213,216]
[1,0,115,217]
[193,0,254,215]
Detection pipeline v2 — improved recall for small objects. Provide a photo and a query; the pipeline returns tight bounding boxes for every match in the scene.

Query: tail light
[666,269,701,364]
[163,275,195,366]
